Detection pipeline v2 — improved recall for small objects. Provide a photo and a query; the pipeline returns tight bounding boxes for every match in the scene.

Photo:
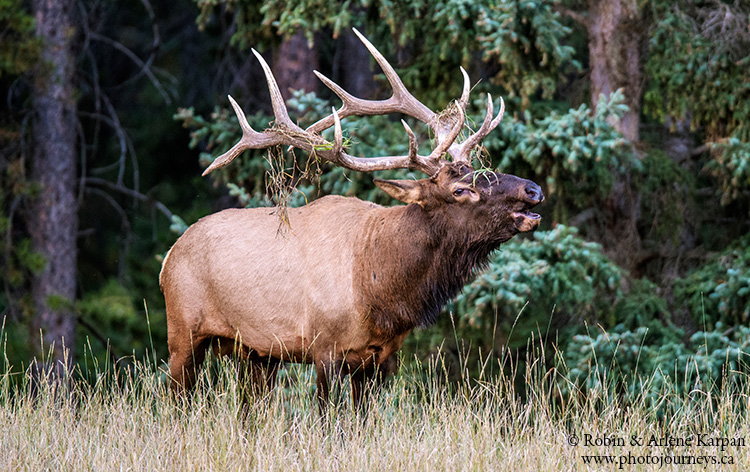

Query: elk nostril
[525,184,542,201]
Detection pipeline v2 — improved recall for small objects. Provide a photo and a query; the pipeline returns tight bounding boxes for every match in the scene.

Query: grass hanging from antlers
[263,144,298,233]
[263,122,354,232]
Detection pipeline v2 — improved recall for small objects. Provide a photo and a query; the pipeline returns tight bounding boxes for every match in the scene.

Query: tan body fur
[161,196,411,394]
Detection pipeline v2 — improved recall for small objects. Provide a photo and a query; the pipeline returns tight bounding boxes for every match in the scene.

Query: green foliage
[646,0,750,139]
[175,104,276,206]
[0,0,42,322]
[611,278,673,336]
[645,0,750,204]
[258,0,359,44]
[562,323,750,404]
[168,215,188,236]
[484,90,640,218]
[0,0,39,77]
[563,276,687,400]
[635,149,695,246]
[477,0,580,102]
[0,144,43,319]
[453,225,622,348]
[373,0,580,104]
[77,279,161,365]
[705,136,750,205]
[195,0,361,49]
[563,231,750,402]
[675,233,750,327]
[194,0,579,106]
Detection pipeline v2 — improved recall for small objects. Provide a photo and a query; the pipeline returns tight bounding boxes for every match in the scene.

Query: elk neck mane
[354,202,500,338]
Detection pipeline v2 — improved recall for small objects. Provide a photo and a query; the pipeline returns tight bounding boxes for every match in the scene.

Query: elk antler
[452,94,505,163]
[203,29,504,177]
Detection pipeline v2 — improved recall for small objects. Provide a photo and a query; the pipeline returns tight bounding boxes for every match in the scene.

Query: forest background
[1,0,749,398]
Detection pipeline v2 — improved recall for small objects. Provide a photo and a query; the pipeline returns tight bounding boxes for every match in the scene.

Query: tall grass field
[1,334,749,471]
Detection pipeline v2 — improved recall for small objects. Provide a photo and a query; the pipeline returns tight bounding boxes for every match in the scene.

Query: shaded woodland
[1,0,749,394]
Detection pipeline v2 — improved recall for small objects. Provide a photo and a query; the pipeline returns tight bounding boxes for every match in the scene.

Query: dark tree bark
[565,0,645,272]
[272,31,319,101]
[29,0,78,368]
[558,1,646,270]
[587,0,643,142]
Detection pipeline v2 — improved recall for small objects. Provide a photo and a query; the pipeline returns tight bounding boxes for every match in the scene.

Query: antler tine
[331,107,441,174]
[250,49,299,131]
[401,120,419,165]
[457,67,471,111]
[351,28,435,122]
[302,77,354,135]
[437,67,471,161]
[453,95,505,164]
[203,50,314,176]
[429,104,464,163]
[332,107,344,156]
[305,29,435,135]
[400,119,443,175]
[202,95,283,176]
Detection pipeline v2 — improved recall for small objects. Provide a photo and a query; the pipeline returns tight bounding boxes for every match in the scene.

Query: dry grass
[1,345,749,471]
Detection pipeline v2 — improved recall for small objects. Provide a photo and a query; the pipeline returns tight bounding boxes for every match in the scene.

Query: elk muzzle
[513,181,544,232]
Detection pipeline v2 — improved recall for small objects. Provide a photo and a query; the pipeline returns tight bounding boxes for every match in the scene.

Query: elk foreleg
[315,358,345,416]
[350,354,399,413]
[350,365,372,412]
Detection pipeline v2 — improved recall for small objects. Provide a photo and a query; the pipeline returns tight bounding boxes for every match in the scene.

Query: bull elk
[160,29,543,412]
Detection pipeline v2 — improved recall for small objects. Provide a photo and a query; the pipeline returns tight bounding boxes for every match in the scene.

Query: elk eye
[453,188,469,197]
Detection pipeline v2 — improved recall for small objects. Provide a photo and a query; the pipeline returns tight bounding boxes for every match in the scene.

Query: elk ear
[374,179,425,205]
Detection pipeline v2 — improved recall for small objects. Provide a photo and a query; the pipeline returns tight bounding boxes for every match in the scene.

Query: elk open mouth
[513,208,541,220]
[512,206,542,232]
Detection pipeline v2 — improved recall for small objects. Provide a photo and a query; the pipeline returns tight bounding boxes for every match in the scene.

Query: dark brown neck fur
[354,203,500,338]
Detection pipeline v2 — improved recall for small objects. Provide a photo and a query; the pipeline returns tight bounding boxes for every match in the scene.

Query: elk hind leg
[169,336,210,394]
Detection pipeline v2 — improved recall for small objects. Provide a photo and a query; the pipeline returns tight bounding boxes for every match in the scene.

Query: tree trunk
[29,0,78,369]
[272,31,319,101]
[581,0,645,272]
[587,0,643,142]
